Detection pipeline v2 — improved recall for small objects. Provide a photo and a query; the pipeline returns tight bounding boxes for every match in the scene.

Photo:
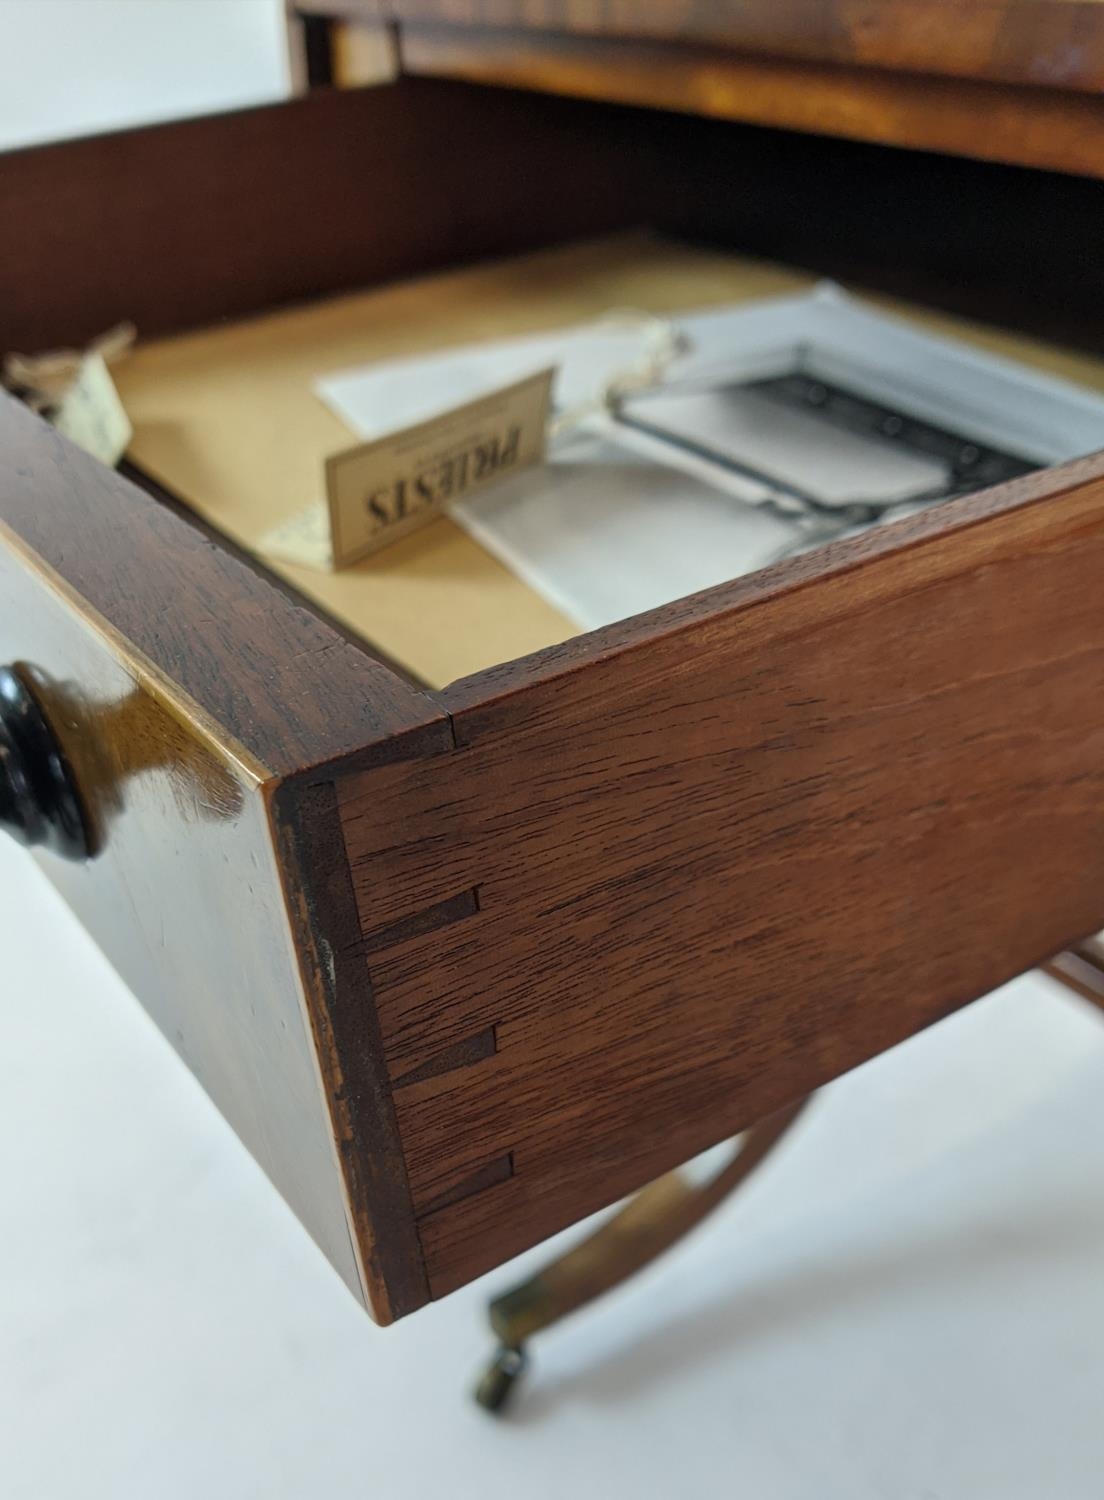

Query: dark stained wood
[634,117,1104,365]
[0,395,447,778]
[0,393,452,1319]
[8,74,1104,1321]
[0,77,645,354]
[271,778,431,1321]
[0,528,370,1305]
[379,0,1104,93]
[5,75,1104,365]
[1,398,456,1320]
[336,454,1104,1296]
[399,24,1104,179]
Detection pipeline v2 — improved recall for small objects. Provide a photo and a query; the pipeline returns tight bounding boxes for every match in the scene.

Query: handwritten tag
[325,367,553,567]
[51,352,132,467]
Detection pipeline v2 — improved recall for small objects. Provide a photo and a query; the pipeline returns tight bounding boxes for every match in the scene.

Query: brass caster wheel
[474,1344,529,1415]
[469,1095,812,1415]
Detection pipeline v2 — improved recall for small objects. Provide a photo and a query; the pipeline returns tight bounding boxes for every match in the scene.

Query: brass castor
[473,1344,529,1414]
[471,1096,811,1414]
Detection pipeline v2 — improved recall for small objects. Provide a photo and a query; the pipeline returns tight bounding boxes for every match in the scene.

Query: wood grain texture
[399,24,1104,178]
[0,527,368,1304]
[0,395,447,778]
[336,455,1104,1296]
[0,396,455,1318]
[382,0,1104,92]
[9,77,1104,1319]
[271,778,431,1320]
[0,77,646,354]
[7,74,1104,362]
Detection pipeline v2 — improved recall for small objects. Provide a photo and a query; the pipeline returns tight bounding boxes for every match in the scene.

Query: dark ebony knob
[0,666,91,860]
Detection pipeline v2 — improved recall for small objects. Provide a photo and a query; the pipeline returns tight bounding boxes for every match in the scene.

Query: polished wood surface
[399,25,1104,178]
[0,78,645,354]
[0,527,366,1302]
[336,455,1104,1295]
[0,396,445,777]
[0,392,449,1321]
[375,0,1104,92]
[7,80,1104,1320]
[5,77,1104,363]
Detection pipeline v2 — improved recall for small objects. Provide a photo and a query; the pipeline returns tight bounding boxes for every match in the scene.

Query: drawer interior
[6,77,1104,691]
[116,230,1104,689]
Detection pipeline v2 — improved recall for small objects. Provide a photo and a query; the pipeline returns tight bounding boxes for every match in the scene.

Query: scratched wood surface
[336,456,1104,1295]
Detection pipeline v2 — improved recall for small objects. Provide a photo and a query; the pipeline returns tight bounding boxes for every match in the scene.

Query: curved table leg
[474,1093,812,1412]
[474,940,1103,1413]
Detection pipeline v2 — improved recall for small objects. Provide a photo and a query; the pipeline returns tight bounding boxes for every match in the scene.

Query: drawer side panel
[337,462,1104,1296]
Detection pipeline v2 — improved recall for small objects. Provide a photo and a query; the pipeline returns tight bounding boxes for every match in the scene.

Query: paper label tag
[325,367,553,567]
[51,352,133,466]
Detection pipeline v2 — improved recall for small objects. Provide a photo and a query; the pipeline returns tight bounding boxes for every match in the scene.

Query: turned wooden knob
[0,666,91,860]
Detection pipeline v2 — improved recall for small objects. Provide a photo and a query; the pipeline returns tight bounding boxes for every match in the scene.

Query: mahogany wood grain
[0,393,448,1320]
[378,0,1104,93]
[0,78,645,354]
[399,24,1104,179]
[336,455,1104,1295]
[0,396,447,778]
[0,528,371,1302]
[8,78,1104,1319]
[5,76,1104,362]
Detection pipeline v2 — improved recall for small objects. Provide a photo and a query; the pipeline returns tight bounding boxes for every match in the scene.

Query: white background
[0,0,289,151]
[4,8,1104,1496]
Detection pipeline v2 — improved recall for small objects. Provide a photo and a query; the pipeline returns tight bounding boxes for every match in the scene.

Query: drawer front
[0,396,452,1321]
[0,525,364,1300]
[333,456,1104,1297]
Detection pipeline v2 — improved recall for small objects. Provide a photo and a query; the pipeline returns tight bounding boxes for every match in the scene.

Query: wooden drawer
[314,0,1104,177]
[3,79,1104,1323]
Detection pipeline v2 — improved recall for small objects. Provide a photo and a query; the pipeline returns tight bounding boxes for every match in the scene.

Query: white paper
[318,287,1104,630]
[458,429,794,631]
[320,321,663,442]
[52,351,132,467]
